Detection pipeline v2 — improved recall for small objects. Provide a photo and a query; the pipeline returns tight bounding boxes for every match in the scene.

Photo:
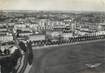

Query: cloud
[0,0,105,11]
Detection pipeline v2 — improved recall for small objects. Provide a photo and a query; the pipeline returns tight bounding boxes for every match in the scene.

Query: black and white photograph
[0,0,105,73]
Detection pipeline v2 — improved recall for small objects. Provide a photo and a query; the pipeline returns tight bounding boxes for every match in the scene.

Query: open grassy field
[29,41,105,73]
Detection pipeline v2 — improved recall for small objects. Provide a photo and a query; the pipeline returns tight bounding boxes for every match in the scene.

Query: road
[29,39,105,73]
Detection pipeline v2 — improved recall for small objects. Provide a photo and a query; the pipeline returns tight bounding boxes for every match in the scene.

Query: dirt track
[29,40,105,73]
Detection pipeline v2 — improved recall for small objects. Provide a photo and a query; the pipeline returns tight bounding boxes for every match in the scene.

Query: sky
[0,0,105,11]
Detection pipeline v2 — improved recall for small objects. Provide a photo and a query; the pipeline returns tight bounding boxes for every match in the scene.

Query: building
[62,32,73,40]
[28,34,45,41]
[0,35,13,42]
[19,30,33,36]
[97,23,105,31]
[46,30,63,41]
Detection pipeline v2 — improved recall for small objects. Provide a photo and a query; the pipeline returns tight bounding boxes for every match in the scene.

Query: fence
[31,35,105,47]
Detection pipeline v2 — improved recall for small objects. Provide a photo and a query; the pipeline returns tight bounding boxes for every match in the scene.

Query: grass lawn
[29,41,105,73]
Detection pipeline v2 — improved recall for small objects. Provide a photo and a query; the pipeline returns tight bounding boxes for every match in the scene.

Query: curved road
[29,39,105,73]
